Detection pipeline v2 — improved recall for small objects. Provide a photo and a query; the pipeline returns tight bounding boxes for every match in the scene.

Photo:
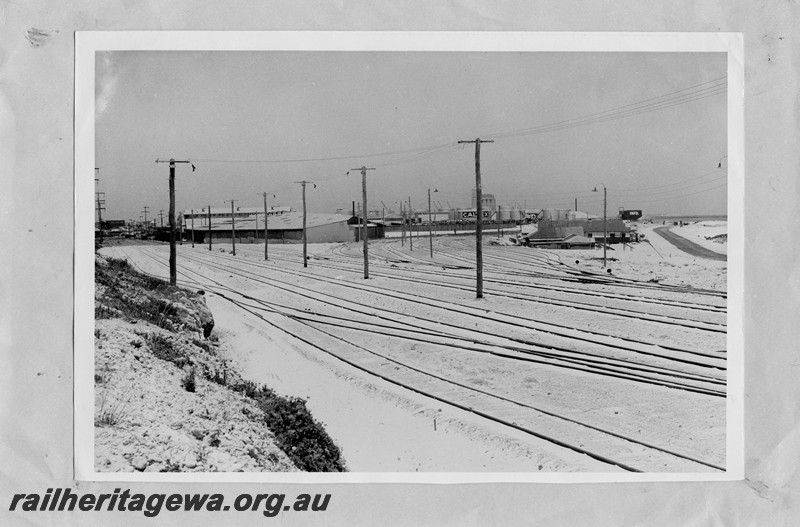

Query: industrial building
[471,188,497,213]
[181,206,291,225]
[359,187,523,226]
[583,218,636,244]
[184,212,382,244]
[532,218,635,243]
[525,207,638,248]
[522,234,596,249]
[538,209,590,222]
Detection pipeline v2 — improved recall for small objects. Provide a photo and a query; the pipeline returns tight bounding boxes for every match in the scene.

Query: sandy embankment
[94,255,298,473]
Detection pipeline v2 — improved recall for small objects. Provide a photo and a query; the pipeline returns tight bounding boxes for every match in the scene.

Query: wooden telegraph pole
[155,158,193,286]
[295,181,315,267]
[602,186,607,267]
[428,187,437,258]
[94,168,105,241]
[457,138,494,299]
[262,192,275,260]
[254,208,259,249]
[207,206,212,251]
[225,199,239,256]
[190,209,195,248]
[400,202,405,246]
[351,166,375,279]
[407,196,413,251]
[592,185,608,267]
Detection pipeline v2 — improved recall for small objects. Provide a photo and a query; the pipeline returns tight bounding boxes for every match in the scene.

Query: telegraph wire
[485,83,726,141]
[484,76,726,140]
[184,77,726,168]
[612,175,727,198]
[494,177,727,208]
[632,182,727,204]
[191,142,454,165]
[489,166,728,205]
[373,143,458,168]
[609,168,727,193]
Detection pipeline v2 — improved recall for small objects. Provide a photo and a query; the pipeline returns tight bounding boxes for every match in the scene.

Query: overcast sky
[95,50,727,222]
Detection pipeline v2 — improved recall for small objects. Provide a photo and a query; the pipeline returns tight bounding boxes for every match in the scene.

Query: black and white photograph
[77,33,742,479]
[5,2,800,524]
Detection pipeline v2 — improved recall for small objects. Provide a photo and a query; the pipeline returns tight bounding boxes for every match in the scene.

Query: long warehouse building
[184,211,383,244]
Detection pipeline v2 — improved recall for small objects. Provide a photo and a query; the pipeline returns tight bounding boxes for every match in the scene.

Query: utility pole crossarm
[155,158,193,166]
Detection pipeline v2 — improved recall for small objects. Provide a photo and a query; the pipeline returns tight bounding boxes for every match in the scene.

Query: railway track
[437,237,727,298]
[334,238,727,313]
[214,245,728,351]
[205,242,726,334]
[165,244,725,354]
[106,243,726,472]
[312,252,726,329]
[167,248,727,391]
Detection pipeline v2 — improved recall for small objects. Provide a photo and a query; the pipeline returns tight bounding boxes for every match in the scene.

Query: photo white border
[75,30,744,483]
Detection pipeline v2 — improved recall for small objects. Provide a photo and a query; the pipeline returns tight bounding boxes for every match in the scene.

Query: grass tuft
[95,394,129,427]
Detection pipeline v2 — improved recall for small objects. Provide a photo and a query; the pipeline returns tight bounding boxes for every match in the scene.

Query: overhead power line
[184,76,726,168]
[632,182,727,204]
[495,179,727,209]
[490,166,728,205]
[609,167,727,193]
[612,175,727,198]
[192,142,453,165]
[372,143,457,168]
[485,78,726,140]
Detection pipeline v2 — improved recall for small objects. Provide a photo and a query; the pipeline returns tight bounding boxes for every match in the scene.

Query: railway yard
[98,224,728,473]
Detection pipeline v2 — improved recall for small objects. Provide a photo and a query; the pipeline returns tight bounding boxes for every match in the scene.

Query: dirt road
[652,227,727,261]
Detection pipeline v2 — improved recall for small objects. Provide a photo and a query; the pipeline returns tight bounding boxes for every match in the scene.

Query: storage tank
[541,209,572,222]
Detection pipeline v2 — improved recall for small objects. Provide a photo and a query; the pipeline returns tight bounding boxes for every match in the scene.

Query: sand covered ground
[97,220,728,473]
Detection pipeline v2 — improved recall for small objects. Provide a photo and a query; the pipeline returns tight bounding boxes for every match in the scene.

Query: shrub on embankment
[95,257,214,337]
[95,255,346,472]
[227,381,346,472]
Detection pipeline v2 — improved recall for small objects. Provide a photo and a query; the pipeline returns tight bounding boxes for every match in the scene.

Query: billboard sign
[620,209,643,220]
[460,210,493,219]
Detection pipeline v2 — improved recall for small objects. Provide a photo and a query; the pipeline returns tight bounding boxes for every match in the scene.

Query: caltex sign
[461,210,492,219]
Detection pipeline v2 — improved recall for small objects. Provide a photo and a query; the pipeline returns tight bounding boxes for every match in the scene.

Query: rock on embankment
[94,255,296,472]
